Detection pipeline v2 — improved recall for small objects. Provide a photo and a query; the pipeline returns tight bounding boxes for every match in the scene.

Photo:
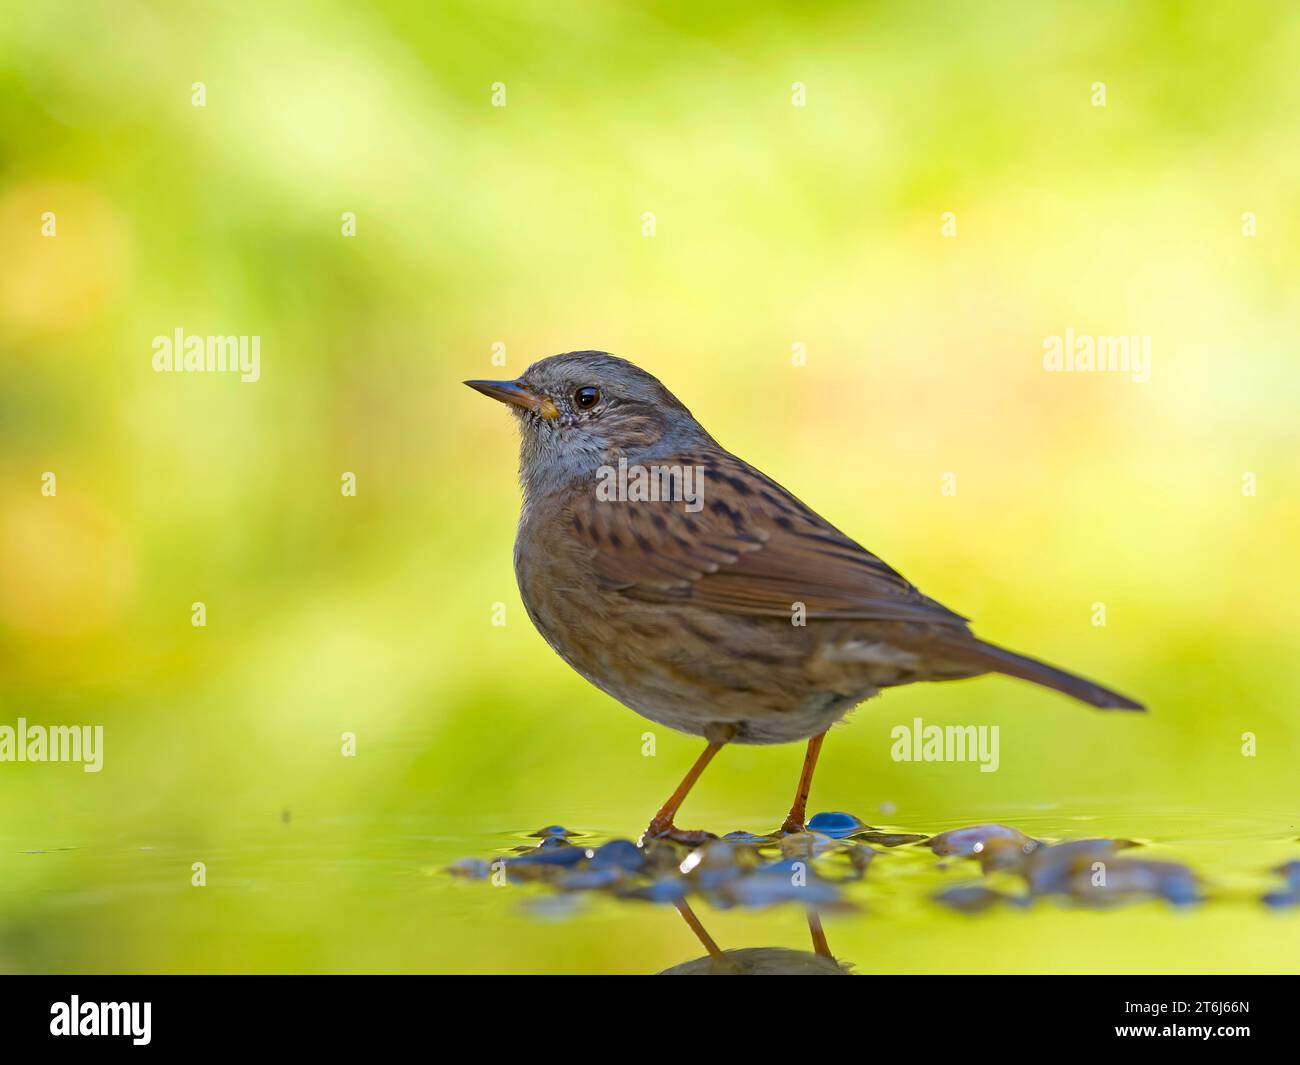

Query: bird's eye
[574,386,600,409]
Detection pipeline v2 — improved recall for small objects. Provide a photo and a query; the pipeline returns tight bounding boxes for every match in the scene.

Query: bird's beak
[463,379,559,419]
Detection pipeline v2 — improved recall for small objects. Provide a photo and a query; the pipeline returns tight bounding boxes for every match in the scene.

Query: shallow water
[2,804,1296,973]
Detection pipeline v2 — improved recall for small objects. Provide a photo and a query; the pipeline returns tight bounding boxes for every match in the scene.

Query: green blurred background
[2,0,1298,973]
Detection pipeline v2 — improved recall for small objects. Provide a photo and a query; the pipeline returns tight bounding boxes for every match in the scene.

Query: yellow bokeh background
[1,1,1297,972]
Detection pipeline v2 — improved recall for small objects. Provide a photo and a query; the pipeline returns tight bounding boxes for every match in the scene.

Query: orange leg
[807,911,833,959]
[781,730,828,833]
[673,899,727,962]
[643,740,726,841]
[672,899,741,973]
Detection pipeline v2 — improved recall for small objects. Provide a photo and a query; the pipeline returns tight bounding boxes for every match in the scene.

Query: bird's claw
[640,821,716,846]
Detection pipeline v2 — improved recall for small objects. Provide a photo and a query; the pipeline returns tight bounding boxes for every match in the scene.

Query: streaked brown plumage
[466,351,1143,840]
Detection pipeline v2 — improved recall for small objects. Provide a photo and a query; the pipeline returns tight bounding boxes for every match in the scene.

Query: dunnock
[467,352,1142,841]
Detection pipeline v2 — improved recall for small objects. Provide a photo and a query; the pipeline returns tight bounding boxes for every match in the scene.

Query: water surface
[3,804,1295,973]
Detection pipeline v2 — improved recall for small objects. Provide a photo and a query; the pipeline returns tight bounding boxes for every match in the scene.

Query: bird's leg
[807,910,833,959]
[642,739,726,842]
[673,899,741,973]
[673,899,728,962]
[780,730,828,834]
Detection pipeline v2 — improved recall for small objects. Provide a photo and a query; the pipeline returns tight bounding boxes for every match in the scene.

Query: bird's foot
[641,814,675,843]
[780,817,807,835]
[640,819,716,847]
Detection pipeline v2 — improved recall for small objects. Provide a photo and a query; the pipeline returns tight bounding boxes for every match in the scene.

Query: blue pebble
[511,844,589,866]
[637,877,687,903]
[807,811,866,839]
[1262,890,1300,909]
[562,867,625,890]
[590,839,645,871]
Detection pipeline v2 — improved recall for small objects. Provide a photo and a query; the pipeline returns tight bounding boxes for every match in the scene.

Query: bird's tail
[931,635,1145,711]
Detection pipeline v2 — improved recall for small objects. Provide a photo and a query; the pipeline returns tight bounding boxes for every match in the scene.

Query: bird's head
[465,351,711,499]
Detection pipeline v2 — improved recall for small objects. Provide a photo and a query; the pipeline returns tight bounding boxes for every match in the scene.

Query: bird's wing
[563,449,970,627]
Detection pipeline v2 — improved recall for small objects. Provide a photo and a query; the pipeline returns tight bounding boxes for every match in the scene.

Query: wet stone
[641,839,688,875]
[927,824,1038,859]
[857,832,928,847]
[509,843,591,867]
[530,825,576,839]
[779,831,841,860]
[807,811,875,838]
[590,839,645,872]
[659,827,718,846]
[681,839,763,890]
[974,835,1041,875]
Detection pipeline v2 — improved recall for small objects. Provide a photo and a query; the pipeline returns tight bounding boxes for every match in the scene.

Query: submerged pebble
[447,858,490,879]
[1055,857,1200,907]
[1261,861,1300,908]
[934,884,1025,914]
[1025,839,1132,893]
[621,876,688,904]
[1274,860,1300,889]
[723,860,843,908]
[845,846,876,878]
[561,866,627,891]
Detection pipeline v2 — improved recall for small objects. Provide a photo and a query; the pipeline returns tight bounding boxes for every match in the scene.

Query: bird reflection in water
[657,899,851,975]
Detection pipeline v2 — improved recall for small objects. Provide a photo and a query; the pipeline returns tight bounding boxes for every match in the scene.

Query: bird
[658,900,849,975]
[466,351,1143,842]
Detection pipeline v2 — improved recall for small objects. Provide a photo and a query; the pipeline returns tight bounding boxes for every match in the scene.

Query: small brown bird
[467,352,1143,842]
